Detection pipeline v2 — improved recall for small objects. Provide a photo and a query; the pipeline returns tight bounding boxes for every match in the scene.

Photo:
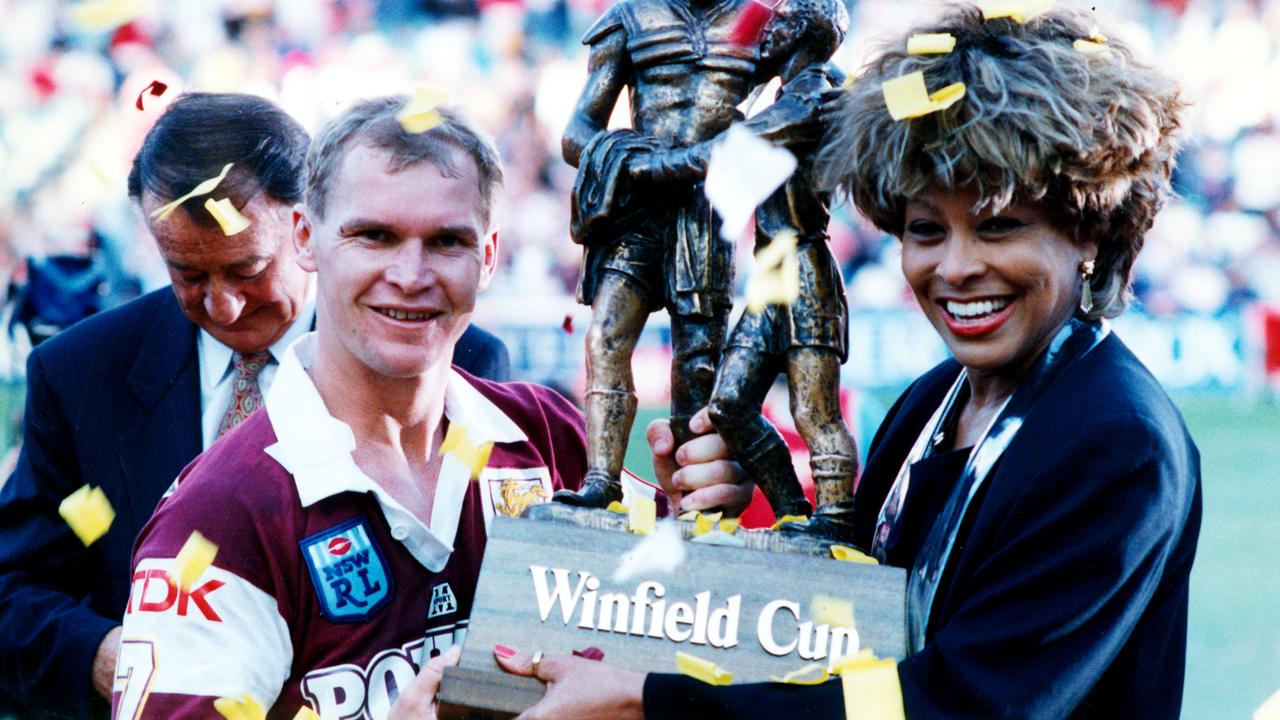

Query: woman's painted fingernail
[671,471,683,489]
[494,644,517,659]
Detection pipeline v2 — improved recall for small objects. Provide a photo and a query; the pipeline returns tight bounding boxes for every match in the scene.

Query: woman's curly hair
[817,4,1185,319]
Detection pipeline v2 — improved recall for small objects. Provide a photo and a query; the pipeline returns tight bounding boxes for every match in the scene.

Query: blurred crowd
[1,0,1279,387]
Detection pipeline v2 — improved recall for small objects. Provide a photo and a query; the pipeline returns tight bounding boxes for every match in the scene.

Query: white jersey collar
[262,333,526,572]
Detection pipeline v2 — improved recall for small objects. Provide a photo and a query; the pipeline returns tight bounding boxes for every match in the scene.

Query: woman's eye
[906,220,944,237]
[980,217,1024,233]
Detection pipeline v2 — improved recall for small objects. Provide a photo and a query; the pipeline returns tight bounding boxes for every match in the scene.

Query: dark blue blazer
[0,288,509,718]
[645,333,1202,719]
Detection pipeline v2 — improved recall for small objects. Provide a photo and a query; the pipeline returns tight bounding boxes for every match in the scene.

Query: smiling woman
[494,4,1203,719]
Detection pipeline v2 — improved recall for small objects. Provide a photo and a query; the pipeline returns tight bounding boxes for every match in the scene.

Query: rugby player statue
[554,0,858,540]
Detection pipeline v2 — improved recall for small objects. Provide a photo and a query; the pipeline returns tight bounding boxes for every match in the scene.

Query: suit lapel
[118,291,202,524]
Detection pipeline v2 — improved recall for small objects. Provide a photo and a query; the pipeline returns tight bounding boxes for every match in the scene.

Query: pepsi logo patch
[300,517,394,623]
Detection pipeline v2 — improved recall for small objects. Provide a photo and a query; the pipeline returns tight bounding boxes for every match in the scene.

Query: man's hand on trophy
[648,407,753,516]
[493,645,644,720]
[386,644,461,720]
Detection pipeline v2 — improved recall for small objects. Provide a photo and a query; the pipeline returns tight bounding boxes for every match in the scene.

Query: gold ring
[531,650,544,678]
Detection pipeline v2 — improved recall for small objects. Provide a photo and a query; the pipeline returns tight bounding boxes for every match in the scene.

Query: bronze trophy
[438,5,906,716]
[553,0,857,540]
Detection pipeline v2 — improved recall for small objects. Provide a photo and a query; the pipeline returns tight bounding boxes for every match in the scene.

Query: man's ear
[293,205,318,272]
[476,228,499,292]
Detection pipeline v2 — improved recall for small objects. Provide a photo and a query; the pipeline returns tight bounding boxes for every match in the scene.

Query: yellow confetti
[89,161,114,191]
[58,485,115,546]
[67,0,143,31]
[438,423,494,480]
[831,648,877,675]
[842,75,855,89]
[397,86,451,134]
[978,0,1054,24]
[840,656,905,720]
[769,662,830,685]
[881,71,966,121]
[770,514,809,531]
[906,33,956,55]
[628,494,657,535]
[693,511,723,536]
[1073,39,1113,57]
[830,544,879,565]
[675,651,734,686]
[676,510,700,521]
[811,595,855,629]
[719,517,740,535]
[292,707,322,720]
[1256,687,1280,720]
[746,230,800,313]
[174,531,218,591]
[150,163,234,222]
[608,501,630,514]
[213,693,265,720]
[204,198,251,236]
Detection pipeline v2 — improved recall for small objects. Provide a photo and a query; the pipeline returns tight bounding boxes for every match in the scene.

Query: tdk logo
[428,583,457,618]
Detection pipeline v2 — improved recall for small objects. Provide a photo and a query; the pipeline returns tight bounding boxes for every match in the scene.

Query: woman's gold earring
[1079,259,1096,314]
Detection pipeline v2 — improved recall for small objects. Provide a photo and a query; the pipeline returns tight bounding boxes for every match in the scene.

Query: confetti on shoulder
[213,693,265,720]
[175,531,218,591]
[439,422,494,480]
[59,485,114,546]
[907,33,956,55]
[397,86,451,134]
[676,651,734,685]
[292,706,322,720]
[881,71,966,121]
[150,163,234,221]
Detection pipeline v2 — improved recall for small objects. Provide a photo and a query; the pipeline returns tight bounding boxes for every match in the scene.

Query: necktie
[216,351,271,438]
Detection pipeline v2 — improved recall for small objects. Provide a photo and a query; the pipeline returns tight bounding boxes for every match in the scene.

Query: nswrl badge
[300,517,394,622]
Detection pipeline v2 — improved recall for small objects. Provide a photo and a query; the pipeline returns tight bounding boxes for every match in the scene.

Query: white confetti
[704,124,797,240]
[612,520,687,583]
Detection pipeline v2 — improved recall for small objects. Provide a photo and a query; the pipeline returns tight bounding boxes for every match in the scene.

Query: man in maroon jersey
[112,97,751,720]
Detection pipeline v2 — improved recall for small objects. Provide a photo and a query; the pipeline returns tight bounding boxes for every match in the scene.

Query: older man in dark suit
[0,93,509,719]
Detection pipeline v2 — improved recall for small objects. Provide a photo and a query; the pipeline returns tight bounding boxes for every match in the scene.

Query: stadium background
[0,0,1278,716]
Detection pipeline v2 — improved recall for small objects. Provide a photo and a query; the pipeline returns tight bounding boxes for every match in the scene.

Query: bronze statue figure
[707,0,860,540]
[557,0,858,536]
[555,0,766,507]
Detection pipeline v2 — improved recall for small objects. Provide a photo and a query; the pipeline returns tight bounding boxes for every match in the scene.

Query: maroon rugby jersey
[113,339,585,719]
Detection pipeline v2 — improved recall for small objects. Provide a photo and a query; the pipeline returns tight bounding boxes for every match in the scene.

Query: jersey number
[114,639,157,720]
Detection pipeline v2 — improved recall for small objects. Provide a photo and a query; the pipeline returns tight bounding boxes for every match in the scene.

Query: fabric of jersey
[113,334,586,719]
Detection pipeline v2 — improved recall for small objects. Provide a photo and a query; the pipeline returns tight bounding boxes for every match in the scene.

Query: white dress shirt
[198,298,315,450]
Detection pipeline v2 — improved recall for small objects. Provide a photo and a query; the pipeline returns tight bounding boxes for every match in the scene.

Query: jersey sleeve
[112,464,294,719]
